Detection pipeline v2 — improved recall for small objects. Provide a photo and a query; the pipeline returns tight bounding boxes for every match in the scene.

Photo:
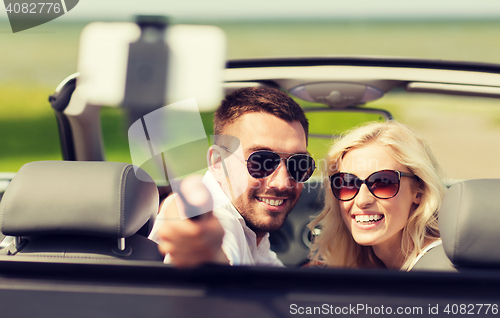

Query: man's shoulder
[212,205,245,233]
[202,171,232,208]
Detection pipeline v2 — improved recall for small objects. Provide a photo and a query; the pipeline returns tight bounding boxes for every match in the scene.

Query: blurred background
[1,0,500,180]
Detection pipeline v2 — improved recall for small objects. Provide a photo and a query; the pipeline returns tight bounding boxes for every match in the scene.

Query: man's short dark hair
[214,87,309,142]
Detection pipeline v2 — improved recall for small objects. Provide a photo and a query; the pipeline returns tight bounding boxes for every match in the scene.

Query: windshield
[2,18,500,175]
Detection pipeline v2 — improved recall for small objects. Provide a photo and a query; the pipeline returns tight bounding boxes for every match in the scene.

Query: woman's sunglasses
[220,146,316,183]
[329,169,418,201]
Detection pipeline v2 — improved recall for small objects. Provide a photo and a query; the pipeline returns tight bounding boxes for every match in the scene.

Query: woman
[309,121,446,271]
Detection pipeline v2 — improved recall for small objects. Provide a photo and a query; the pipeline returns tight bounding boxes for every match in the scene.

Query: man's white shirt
[149,171,285,267]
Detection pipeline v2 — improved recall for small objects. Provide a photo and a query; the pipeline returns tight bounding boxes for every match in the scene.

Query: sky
[68,0,500,20]
[2,0,500,22]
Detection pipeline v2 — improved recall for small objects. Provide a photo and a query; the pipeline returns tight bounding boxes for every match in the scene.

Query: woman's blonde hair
[308,121,445,270]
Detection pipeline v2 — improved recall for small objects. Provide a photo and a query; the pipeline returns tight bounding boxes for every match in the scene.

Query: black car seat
[270,182,324,267]
[0,161,163,261]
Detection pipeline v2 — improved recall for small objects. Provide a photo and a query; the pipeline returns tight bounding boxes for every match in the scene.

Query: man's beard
[244,208,290,234]
[232,188,299,237]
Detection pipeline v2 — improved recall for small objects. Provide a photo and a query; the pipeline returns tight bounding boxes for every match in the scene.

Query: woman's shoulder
[409,240,457,272]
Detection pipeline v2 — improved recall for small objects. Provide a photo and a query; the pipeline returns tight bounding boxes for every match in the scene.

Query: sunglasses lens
[331,173,360,201]
[287,154,316,182]
[247,151,281,179]
[367,170,400,199]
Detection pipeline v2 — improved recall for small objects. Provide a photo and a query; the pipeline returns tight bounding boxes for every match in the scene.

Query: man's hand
[156,176,229,268]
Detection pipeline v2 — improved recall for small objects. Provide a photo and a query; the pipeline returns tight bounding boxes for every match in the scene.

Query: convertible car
[0,28,500,316]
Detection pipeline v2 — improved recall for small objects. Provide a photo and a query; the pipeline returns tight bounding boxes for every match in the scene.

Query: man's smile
[256,196,286,207]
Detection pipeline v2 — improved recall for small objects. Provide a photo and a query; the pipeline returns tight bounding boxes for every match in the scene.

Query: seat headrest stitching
[0,176,15,236]
[452,182,464,264]
[118,165,131,238]
[0,186,7,235]
[121,164,136,238]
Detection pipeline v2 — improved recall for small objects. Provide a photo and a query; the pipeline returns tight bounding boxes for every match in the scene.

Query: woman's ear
[413,191,422,205]
[410,177,423,205]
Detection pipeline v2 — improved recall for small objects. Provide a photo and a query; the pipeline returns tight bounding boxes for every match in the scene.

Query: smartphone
[77,20,226,112]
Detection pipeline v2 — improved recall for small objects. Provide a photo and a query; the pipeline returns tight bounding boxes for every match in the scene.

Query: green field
[1,19,500,177]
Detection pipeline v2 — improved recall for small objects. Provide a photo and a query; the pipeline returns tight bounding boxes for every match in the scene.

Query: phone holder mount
[123,15,170,126]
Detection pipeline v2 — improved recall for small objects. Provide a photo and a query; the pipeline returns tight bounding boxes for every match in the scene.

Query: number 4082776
[443,304,499,315]
[5,3,62,14]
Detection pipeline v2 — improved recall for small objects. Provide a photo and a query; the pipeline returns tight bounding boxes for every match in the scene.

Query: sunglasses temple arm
[221,158,236,201]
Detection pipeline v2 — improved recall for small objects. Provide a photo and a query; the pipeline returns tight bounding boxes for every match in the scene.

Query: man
[152,87,314,267]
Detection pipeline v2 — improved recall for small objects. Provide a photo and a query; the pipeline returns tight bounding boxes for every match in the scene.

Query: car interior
[1,26,500,315]
[439,179,500,270]
[0,161,163,261]
[1,56,500,270]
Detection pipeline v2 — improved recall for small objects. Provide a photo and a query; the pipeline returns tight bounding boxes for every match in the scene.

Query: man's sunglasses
[220,146,316,183]
[329,169,418,201]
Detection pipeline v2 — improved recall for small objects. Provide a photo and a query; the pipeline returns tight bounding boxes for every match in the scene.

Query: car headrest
[439,179,500,268]
[0,161,159,238]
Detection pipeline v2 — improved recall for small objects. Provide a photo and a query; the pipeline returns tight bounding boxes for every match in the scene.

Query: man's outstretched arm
[155,176,229,268]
